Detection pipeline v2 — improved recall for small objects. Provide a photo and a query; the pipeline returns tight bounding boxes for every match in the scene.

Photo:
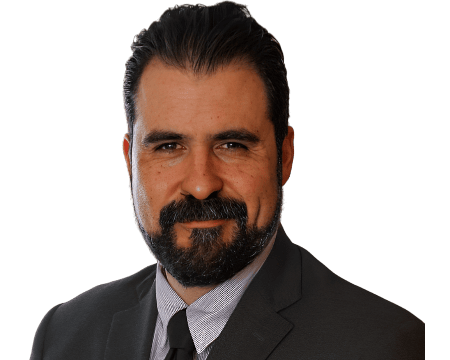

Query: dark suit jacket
[30,226,424,359]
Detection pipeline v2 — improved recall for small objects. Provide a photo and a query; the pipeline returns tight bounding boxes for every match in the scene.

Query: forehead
[134,59,271,137]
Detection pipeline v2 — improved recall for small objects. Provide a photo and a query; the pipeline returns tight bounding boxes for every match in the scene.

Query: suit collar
[104,269,158,360]
[250,224,302,311]
[207,224,302,360]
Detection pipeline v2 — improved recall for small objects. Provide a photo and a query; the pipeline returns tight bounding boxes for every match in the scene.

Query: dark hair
[123,1,289,161]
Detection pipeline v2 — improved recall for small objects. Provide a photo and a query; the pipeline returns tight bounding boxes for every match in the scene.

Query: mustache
[159,196,248,227]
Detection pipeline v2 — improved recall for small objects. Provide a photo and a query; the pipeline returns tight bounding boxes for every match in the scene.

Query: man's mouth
[181,219,228,229]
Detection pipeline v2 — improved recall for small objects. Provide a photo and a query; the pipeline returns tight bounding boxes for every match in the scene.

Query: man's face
[123,59,294,287]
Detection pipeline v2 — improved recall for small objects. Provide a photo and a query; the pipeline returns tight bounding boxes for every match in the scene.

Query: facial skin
[123,59,294,303]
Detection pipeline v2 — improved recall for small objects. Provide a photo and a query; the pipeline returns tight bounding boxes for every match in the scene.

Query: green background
[0,0,450,359]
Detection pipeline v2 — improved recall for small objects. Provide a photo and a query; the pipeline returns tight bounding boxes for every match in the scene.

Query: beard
[134,157,283,288]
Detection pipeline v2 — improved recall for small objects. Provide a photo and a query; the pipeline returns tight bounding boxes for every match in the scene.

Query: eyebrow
[211,129,260,144]
[141,128,261,146]
[142,130,185,146]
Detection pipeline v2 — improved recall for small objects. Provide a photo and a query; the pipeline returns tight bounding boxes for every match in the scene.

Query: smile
[181,219,228,229]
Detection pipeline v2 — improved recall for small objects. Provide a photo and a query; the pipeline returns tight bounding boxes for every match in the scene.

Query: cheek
[252,175,279,227]
[225,161,278,227]
[131,168,155,229]
[132,158,182,230]
[131,167,164,231]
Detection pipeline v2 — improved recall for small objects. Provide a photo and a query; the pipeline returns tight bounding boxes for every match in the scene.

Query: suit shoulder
[278,246,424,358]
[297,246,423,326]
[48,264,156,329]
[31,265,157,359]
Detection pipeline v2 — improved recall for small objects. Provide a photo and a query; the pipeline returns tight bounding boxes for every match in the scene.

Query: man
[30,2,424,359]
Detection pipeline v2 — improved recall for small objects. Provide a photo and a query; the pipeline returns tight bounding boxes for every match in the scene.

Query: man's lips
[181,219,228,229]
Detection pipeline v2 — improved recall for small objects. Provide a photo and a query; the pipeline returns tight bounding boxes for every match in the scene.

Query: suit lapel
[104,273,158,360]
[207,225,302,360]
[206,292,293,360]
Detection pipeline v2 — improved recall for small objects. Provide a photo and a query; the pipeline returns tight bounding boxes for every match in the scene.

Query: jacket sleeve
[30,304,62,360]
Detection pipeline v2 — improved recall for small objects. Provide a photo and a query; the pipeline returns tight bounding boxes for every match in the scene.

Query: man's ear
[123,134,132,178]
[281,126,294,186]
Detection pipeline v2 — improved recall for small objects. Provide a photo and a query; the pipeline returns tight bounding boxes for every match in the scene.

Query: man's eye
[221,142,248,150]
[155,143,180,151]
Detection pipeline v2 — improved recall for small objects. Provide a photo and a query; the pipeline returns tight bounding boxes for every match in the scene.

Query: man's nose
[180,148,223,200]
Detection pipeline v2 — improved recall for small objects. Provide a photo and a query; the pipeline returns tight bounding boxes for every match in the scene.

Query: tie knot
[167,308,195,353]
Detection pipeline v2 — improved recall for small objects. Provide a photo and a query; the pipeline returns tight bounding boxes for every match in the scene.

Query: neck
[164,271,216,305]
